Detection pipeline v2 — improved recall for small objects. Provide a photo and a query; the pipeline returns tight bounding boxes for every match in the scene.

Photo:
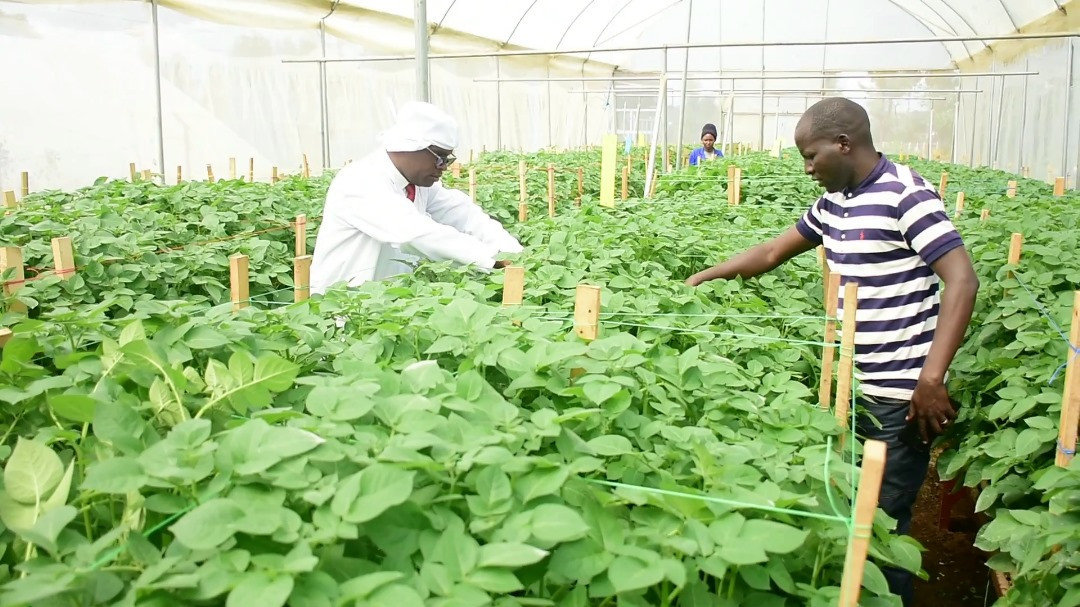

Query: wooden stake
[1054,177,1066,197]
[177,166,183,184]
[518,160,527,221]
[599,133,617,208]
[576,167,584,207]
[51,237,75,281]
[835,282,859,437]
[727,165,736,206]
[272,167,279,183]
[469,168,477,203]
[469,150,474,164]
[1022,166,1030,178]
[819,272,841,410]
[207,164,215,183]
[954,191,965,216]
[548,163,556,217]
[230,254,249,312]
[621,165,629,201]
[1006,180,1017,198]
[21,172,28,198]
[249,158,255,183]
[1007,233,1023,275]
[938,172,948,198]
[129,162,138,182]
[0,328,11,348]
[573,284,602,341]
[229,157,237,180]
[838,439,887,607]
[728,167,742,206]
[452,163,461,179]
[293,255,312,303]
[141,169,152,182]
[502,266,525,306]
[295,214,307,257]
[1056,291,1080,467]
[3,191,16,214]
[1,246,26,313]
[302,154,311,178]
[980,209,990,221]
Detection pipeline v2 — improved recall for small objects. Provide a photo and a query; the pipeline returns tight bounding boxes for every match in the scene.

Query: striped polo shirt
[795,154,964,401]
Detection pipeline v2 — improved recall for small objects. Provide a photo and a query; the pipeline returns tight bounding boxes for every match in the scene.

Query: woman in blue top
[688,123,723,165]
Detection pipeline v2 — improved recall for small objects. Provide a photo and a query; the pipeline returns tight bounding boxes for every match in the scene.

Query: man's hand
[685,273,706,287]
[908,377,958,443]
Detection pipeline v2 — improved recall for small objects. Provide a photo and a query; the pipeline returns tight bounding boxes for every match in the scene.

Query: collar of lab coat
[379,150,411,195]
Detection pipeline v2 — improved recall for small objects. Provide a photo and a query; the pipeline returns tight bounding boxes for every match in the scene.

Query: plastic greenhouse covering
[0,0,1076,191]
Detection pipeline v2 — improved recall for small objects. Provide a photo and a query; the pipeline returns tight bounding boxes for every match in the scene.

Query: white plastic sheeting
[0,0,1075,192]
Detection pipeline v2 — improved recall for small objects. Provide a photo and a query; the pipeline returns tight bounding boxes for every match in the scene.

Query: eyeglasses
[426,147,457,169]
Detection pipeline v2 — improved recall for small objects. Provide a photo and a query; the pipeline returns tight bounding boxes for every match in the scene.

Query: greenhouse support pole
[496,57,503,150]
[1019,62,1029,175]
[150,0,165,179]
[968,77,978,167]
[1074,40,1080,190]
[675,0,694,170]
[1063,42,1073,181]
[950,98,959,164]
[414,0,430,102]
[319,21,330,168]
[927,100,934,159]
[645,75,667,198]
[662,47,669,171]
[992,75,1005,170]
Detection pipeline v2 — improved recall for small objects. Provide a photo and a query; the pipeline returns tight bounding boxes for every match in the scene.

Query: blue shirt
[688,147,723,166]
[795,155,964,400]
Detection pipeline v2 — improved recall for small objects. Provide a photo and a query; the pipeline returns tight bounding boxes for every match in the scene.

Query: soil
[910,450,995,606]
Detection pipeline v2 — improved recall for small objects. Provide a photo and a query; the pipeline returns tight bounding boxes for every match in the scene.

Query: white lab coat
[310,150,523,295]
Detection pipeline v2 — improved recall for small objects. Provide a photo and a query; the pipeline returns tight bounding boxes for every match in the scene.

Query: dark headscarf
[701,123,718,139]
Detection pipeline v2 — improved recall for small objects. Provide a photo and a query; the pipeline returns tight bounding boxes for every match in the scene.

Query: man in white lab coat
[310,101,524,295]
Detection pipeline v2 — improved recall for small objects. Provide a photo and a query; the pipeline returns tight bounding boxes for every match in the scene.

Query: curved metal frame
[503,0,540,46]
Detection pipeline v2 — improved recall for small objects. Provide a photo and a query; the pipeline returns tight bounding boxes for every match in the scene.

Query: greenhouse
[0,1,1078,607]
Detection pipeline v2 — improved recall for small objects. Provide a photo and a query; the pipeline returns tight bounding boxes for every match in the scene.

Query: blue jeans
[856,395,930,607]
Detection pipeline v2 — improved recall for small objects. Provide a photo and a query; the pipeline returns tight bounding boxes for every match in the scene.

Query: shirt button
[844,212,849,217]
[841,234,847,239]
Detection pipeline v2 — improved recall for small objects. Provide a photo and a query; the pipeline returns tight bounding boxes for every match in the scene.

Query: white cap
[380,101,459,152]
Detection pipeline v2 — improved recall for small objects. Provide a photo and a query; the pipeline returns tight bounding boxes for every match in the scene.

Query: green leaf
[739,519,809,554]
[477,542,549,568]
[586,435,633,456]
[306,385,376,421]
[82,457,148,494]
[717,543,768,565]
[331,464,415,523]
[582,381,621,405]
[3,437,64,505]
[515,466,569,503]
[607,555,664,593]
[367,584,425,607]
[466,568,524,593]
[185,325,232,349]
[226,572,294,607]
[170,498,247,550]
[1014,428,1043,458]
[862,560,891,596]
[530,504,589,543]
[48,393,97,423]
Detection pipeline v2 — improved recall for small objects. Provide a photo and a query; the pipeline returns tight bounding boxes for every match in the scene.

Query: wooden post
[21,172,28,198]
[838,439,887,607]
[1054,177,1066,197]
[249,158,255,183]
[980,209,990,221]
[452,163,461,179]
[502,266,525,306]
[938,172,948,198]
[469,150,474,164]
[230,254,249,312]
[177,166,183,184]
[576,167,584,207]
[1007,233,1023,276]
[129,162,138,181]
[1,246,26,313]
[3,191,16,214]
[727,165,736,206]
[954,191,965,216]
[1056,292,1080,467]
[0,328,11,348]
[1022,166,1030,178]
[302,154,311,179]
[293,256,312,303]
[295,214,307,257]
[469,168,477,203]
[835,282,859,437]
[819,272,841,410]
[272,167,279,183]
[726,167,742,206]
[573,284,601,341]
[141,169,152,182]
[229,157,237,180]
[621,165,629,201]
[599,133,617,208]
[518,160,527,221]
[207,164,215,183]
[548,163,556,217]
[51,237,75,281]
[1007,180,1017,197]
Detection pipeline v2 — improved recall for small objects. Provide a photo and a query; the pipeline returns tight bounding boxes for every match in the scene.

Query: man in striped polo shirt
[686,97,979,605]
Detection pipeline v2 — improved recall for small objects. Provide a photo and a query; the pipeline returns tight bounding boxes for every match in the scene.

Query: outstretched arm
[686,226,818,286]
